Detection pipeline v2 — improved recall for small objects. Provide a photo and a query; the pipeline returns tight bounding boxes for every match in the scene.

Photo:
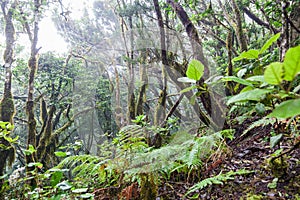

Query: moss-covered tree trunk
[0,1,16,198]
[135,52,148,117]
[22,0,42,186]
[153,0,167,126]
[231,0,248,52]
[167,0,225,130]
[127,16,136,122]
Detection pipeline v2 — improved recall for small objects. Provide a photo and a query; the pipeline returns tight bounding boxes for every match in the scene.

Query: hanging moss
[0,96,15,123]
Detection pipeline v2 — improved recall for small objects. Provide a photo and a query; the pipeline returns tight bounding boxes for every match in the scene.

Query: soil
[157,121,300,200]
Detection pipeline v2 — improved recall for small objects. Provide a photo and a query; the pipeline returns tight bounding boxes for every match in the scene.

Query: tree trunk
[127,16,136,122]
[135,51,148,116]
[166,0,226,130]
[0,1,16,198]
[231,0,248,52]
[280,0,290,61]
[153,0,167,126]
[22,0,42,187]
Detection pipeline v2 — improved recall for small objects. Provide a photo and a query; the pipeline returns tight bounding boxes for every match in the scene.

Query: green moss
[0,97,15,123]
[140,173,158,200]
[268,156,288,178]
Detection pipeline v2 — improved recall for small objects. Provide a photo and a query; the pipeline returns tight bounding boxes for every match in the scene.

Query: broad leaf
[283,45,300,81]
[227,89,270,105]
[264,62,283,85]
[232,49,259,62]
[270,134,283,148]
[246,75,265,83]
[54,151,68,157]
[177,77,196,83]
[186,59,204,81]
[222,76,253,86]
[268,98,300,118]
[259,33,281,55]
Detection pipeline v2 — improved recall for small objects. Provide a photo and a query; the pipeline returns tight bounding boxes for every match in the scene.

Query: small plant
[185,169,254,197]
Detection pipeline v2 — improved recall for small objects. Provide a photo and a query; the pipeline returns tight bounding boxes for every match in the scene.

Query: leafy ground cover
[90,118,300,200]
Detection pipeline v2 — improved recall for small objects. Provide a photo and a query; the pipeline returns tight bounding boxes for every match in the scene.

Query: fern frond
[183,132,222,168]
[123,132,223,175]
[54,155,107,181]
[185,169,254,197]
[117,125,145,145]
[242,117,276,136]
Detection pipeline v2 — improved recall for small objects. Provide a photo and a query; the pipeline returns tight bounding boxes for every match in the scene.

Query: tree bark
[231,0,248,52]
[153,0,167,126]
[280,0,290,61]
[0,1,16,197]
[167,0,226,130]
[22,0,42,186]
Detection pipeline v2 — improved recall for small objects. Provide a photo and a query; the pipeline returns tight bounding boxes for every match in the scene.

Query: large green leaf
[259,33,281,55]
[222,76,253,86]
[186,59,204,81]
[227,89,270,105]
[268,98,300,118]
[246,75,265,83]
[232,49,259,62]
[264,62,284,85]
[283,45,300,81]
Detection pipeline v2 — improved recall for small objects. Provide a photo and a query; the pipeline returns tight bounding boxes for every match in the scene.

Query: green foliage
[267,177,278,189]
[268,99,300,119]
[4,1,300,198]
[122,131,223,175]
[228,45,300,121]
[232,33,280,62]
[264,62,284,85]
[263,45,300,85]
[113,124,148,155]
[54,151,68,158]
[178,59,205,85]
[242,117,276,136]
[222,76,253,87]
[270,134,283,148]
[186,59,204,81]
[227,89,271,105]
[185,169,254,197]
[0,122,17,150]
[283,45,300,81]
[55,154,107,182]
[0,121,17,176]
[259,33,281,55]
[23,144,36,156]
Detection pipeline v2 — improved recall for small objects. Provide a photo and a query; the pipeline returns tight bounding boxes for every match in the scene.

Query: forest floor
[157,120,300,200]
[93,119,300,200]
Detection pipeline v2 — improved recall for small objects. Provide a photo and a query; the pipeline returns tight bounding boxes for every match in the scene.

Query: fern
[242,117,276,136]
[182,132,222,168]
[53,155,109,184]
[114,124,148,157]
[185,169,254,197]
[122,132,223,175]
